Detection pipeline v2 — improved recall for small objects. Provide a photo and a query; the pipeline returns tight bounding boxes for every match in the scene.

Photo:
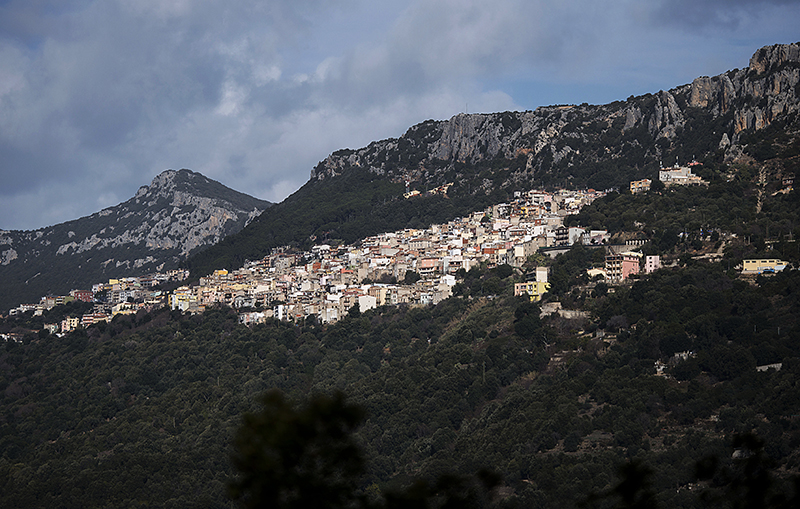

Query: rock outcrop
[311,43,800,191]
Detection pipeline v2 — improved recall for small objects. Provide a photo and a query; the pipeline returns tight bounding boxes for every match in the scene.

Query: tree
[593,282,609,298]
[229,390,502,509]
[229,390,367,509]
[403,271,421,285]
[514,298,542,340]
[650,179,665,193]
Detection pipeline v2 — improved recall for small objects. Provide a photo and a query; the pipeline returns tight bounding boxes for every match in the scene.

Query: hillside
[0,169,271,311]
[2,42,800,508]
[0,262,798,507]
[188,43,800,278]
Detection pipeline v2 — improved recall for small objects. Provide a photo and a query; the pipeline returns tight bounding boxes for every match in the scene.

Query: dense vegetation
[566,178,800,262]
[2,259,798,507]
[4,47,800,507]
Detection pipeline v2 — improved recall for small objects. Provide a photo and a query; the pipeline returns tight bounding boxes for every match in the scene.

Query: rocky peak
[749,42,800,75]
[0,170,271,311]
[139,169,179,195]
[134,169,188,200]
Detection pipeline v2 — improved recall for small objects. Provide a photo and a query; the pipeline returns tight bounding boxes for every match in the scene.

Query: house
[554,226,569,246]
[568,227,586,246]
[515,281,550,301]
[81,313,110,327]
[409,237,431,250]
[61,316,80,333]
[630,179,651,194]
[418,257,440,275]
[239,311,269,326]
[587,267,607,280]
[587,230,609,245]
[741,259,788,274]
[659,166,707,187]
[169,286,200,312]
[70,289,94,302]
[644,255,661,274]
[514,266,550,301]
[41,295,58,310]
[605,251,642,283]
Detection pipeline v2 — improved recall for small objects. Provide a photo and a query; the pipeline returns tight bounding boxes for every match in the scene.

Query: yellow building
[61,316,80,333]
[169,286,200,312]
[742,259,788,274]
[514,281,550,302]
[629,179,651,194]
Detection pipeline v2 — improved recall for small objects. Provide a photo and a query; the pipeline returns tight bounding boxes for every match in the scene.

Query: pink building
[605,252,642,283]
[70,289,94,302]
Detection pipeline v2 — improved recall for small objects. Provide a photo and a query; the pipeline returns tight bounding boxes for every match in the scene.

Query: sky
[0,0,798,231]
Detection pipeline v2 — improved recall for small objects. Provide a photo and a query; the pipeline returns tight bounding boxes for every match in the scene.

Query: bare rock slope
[0,169,270,310]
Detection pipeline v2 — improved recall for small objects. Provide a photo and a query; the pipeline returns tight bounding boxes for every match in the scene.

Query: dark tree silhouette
[229,390,367,509]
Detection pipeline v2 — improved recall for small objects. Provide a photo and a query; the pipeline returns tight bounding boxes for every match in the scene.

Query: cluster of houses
[629,162,708,194]
[4,188,606,333]
[4,181,793,337]
[170,188,609,324]
[6,270,188,336]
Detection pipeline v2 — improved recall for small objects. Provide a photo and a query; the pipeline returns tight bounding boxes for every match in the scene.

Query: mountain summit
[310,42,800,192]
[0,169,270,310]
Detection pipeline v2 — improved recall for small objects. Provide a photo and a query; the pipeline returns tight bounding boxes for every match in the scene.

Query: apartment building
[605,252,642,283]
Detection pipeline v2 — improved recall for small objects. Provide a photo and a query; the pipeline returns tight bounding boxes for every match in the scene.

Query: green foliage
[403,271,421,285]
[1,265,799,507]
[567,174,800,263]
[548,244,605,296]
[514,298,542,339]
[229,390,367,509]
[229,390,502,509]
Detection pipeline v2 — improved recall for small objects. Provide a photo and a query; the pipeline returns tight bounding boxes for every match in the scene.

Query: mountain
[188,43,800,277]
[0,169,271,311]
[3,43,800,509]
[313,43,800,189]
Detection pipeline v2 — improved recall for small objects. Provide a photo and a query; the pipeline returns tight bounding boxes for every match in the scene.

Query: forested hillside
[565,172,800,263]
[3,42,800,509]
[2,260,798,507]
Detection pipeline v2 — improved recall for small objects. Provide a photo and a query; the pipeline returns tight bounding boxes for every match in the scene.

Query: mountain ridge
[187,42,800,278]
[311,42,800,189]
[0,169,271,311]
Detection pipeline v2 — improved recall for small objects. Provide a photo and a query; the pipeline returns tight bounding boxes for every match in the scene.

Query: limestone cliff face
[688,44,800,135]
[0,169,270,310]
[311,43,800,191]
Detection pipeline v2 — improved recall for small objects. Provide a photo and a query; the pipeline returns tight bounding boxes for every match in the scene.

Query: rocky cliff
[311,43,800,192]
[0,169,270,310]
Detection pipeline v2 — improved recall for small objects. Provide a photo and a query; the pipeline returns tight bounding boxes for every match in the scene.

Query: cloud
[0,0,798,230]
[653,0,800,28]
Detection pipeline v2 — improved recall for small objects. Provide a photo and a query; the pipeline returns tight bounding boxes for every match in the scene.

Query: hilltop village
[5,188,607,334]
[4,164,790,338]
